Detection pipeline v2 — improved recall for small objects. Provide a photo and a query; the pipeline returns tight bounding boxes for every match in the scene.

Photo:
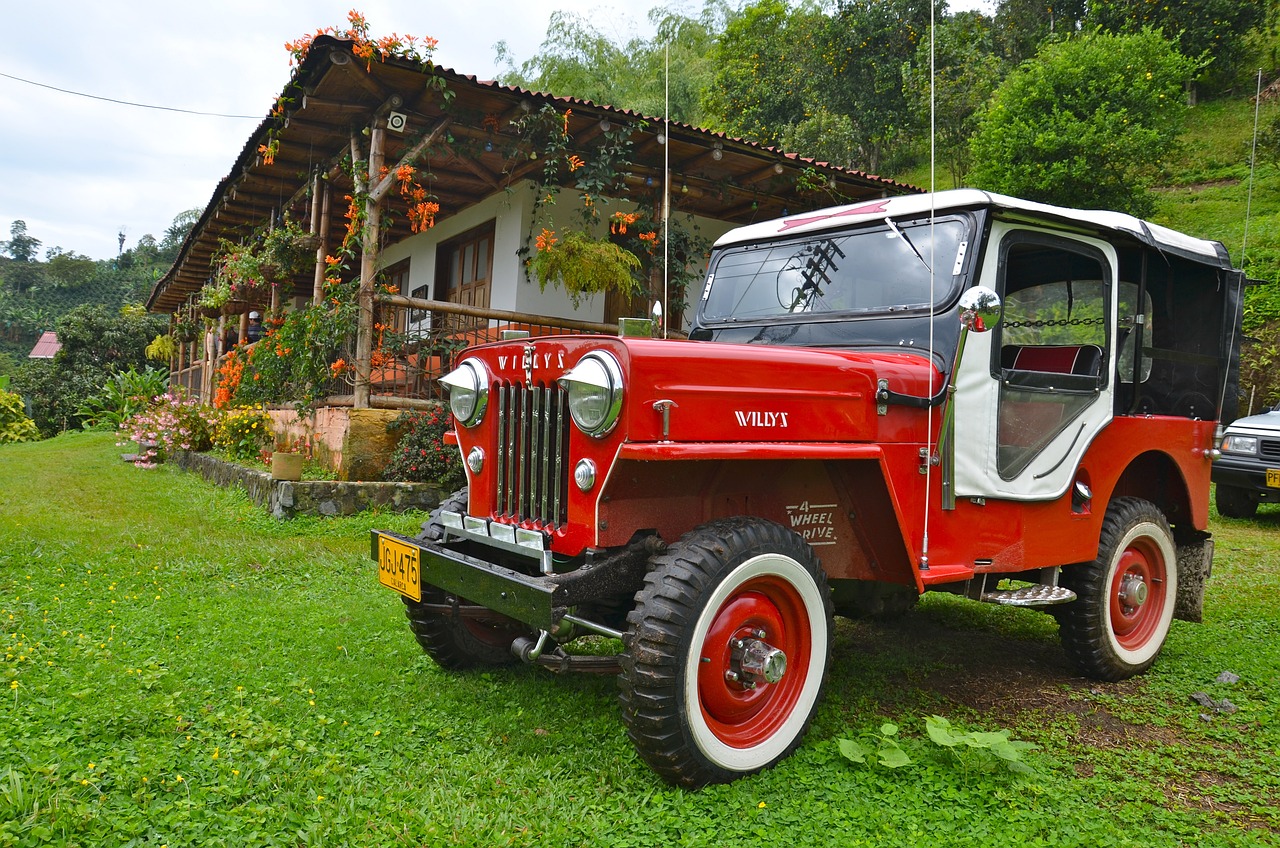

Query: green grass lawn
[2,433,1278,846]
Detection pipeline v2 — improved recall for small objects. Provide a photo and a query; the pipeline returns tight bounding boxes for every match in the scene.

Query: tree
[2,221,44,295]
[496,4,724,126]
[968,29,1200,216]
[45,251,97,289]
[903,12,1006,187]
[10,303,165,436]
[817,0,935,172]
[1088,0,1265,94]
[992,0,1087,64]
[2,220,41,262]
[702,0,825,146]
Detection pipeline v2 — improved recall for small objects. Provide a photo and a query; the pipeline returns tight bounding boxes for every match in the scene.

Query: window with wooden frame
[435,221,495,329]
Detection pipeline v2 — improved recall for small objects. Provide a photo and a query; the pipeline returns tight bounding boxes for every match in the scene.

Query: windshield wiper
[884,218,932,274]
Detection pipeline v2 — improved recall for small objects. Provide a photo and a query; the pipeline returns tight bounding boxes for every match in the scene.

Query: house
[147,32,916,475]
[27,331,60,359]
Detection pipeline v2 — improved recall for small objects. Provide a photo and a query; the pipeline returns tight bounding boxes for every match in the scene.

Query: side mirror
[959,286,1001,334]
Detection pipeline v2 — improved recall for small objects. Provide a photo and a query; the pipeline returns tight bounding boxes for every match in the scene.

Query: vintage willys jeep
[372,189,1244,786]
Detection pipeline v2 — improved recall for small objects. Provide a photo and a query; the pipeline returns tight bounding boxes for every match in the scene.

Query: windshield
[700,218,969,323]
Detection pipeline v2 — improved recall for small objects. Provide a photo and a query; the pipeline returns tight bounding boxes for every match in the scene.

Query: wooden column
[312,175,331,305]
[353,124,385,410]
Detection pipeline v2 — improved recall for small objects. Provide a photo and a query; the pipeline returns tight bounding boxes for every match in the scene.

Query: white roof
[714,189,1233,269]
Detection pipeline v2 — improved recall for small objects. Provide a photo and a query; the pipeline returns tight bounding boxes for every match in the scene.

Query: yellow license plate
[1268,469,1280,489]
[377,535,421,602]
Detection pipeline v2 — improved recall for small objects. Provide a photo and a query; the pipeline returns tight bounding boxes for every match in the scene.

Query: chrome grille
[495,381,570,527]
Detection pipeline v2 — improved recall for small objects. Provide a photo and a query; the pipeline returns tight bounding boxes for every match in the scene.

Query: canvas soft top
[714,188,1234,270]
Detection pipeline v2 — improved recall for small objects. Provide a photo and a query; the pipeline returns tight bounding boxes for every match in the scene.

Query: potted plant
[270,433,310,481]
[197,278,233,317]
[258,216,317,282]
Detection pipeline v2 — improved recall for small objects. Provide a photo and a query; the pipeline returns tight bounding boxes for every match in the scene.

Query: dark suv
[1213,403,1280,517]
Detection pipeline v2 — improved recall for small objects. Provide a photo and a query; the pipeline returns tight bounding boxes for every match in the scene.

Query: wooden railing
[346,296,621,410]
[176,298,622,410]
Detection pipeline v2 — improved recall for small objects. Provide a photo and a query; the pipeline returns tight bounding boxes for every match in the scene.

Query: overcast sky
[1,1,991,261]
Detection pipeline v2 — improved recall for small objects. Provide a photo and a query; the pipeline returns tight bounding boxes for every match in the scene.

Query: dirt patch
[830,608,1178,749]
[1155,178,1242,193]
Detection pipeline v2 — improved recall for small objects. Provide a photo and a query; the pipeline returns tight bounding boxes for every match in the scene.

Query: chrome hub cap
[1118,574,1149,611]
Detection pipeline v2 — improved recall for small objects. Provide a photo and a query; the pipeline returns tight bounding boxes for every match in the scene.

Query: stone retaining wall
[172,451,443,519]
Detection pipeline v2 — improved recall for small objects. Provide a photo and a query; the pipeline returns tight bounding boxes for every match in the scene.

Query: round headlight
[439,359,488,427]
[560,351,624,437]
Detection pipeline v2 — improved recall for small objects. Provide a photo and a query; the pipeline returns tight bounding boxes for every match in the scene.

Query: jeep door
[952,225,1117,500]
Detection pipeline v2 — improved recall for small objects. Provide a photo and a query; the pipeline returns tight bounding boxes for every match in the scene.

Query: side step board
[981,583,1076,607]
[971,567,1076,608]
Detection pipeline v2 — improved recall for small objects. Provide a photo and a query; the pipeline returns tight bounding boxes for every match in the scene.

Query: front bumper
[370,530,648,632]
[372,530,560,629]
[1211,456,1280,498]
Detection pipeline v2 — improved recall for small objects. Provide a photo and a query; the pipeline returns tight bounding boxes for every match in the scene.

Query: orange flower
[610,211,640,235]
[562,108,572,136]
[638,231,659,243]
[535,228,557,251]
[330,359,347,376]
[567,155,585,172]
[396,164,415,183]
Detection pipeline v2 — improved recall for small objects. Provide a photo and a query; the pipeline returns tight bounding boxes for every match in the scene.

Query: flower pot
[222,299,251,316]
[271,451,304,481]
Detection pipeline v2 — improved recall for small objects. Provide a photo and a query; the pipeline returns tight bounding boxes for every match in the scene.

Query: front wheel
[1058,498,1178,681]
[620,518,832,786]
[1215,484,1257,519]
[402,488,530,669]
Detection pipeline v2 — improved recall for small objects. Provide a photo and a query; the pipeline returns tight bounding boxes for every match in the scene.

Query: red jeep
[372,189,1245,786]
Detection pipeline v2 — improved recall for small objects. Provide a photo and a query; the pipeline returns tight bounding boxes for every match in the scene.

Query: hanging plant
[172,313,200,343]
[145,334,177,362]
[259,216,318,281]
[528,229,642,308]
[197,278,234,313]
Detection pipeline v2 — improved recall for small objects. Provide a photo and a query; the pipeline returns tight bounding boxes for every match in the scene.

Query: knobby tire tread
[1058,497,1175,682]
[402,488,523,669]
[619,517,832,787]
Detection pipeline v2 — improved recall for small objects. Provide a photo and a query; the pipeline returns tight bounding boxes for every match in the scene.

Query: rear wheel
[1058,498,1178,681]
[402,488,529,669]
[620,518,832,786]
[1215,484,1257,519]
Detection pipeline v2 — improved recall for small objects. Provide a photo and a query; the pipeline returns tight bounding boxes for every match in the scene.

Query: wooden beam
[300,93,370,113]
[369,116,453,203]
[743,161,789,186]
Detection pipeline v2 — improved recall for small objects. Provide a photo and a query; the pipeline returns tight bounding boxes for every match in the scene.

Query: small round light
[466,446,484,474]
[559,352,624,437]
[574,459,597,491]
[439,359,488,427]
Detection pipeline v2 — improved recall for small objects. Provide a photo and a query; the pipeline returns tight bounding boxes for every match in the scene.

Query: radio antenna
[662,41,671,339]
[921,0,938,568]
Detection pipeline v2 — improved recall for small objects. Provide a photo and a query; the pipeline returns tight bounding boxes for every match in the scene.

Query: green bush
[382,405,465,489]
[10,303,165,436]
[214,407,274,462]
[76,366,169,430]
[0,388,38,443]
[969,28,1200,216]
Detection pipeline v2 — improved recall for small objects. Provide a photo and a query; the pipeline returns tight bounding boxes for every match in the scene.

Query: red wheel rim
[697,575,812,748]
[1108,535,1168,651]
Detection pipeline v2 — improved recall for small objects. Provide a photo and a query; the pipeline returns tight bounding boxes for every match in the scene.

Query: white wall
[377,180,740,328]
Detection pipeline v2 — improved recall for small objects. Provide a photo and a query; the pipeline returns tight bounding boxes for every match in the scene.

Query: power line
[0,70,261,119]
